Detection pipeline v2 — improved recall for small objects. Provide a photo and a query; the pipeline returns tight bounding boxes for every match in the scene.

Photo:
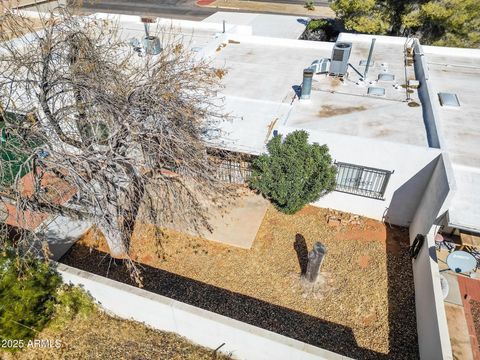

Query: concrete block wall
[58,263,352,360]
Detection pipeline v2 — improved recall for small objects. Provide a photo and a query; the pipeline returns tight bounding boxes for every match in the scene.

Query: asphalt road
[76,0,330,21]
[77,0,215,20]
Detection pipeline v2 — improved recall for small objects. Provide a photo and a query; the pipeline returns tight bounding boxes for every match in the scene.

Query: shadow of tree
[294,233,308,275]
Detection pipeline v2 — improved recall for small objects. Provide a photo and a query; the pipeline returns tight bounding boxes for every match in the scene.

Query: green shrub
[304,0,315,11]
[50,284,95,330]
[0,248,61,347]
[249,131,336,214]
[307,19,328,31]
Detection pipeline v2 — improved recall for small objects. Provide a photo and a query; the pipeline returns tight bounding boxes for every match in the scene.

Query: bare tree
[0,8,233,281]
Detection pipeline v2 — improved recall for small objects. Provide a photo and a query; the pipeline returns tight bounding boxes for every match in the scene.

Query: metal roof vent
[143,36,162,55]
[368,87,385,96]
[378,73,395,81]
[310,58,331,74]
[438,92,460,107]
[359,59,374,66]
[301,68,314,101]
[142,17,162,56]
[329,42,352,77]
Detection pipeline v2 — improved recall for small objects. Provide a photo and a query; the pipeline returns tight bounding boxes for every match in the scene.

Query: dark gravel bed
[470,300,480,345]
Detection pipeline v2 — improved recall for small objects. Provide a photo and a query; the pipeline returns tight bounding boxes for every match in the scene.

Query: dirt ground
[2,310,230,360]
[62,205,418,359]
[198,0,335,18]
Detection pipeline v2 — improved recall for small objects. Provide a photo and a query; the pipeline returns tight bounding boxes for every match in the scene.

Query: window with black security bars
[334,162,392,200]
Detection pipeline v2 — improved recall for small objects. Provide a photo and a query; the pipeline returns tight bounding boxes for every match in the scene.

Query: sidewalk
[197,0,335,18]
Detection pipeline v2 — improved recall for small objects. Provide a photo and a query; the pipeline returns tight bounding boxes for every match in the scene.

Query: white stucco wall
[57,263,352,360]
[278,126,442,226]
[39,216,91,261]
[409,155,453,360]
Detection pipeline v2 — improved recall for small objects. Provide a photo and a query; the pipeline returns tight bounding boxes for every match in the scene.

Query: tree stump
[305,242,327,282]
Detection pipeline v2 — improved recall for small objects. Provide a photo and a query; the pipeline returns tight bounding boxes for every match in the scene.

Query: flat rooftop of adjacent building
[210,32,427,153]
[422,46,480,231]
[424,46,480,169]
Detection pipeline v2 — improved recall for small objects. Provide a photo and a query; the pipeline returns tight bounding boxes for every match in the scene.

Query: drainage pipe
[364,38,376,79]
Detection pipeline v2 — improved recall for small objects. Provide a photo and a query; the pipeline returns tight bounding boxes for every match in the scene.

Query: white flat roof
[448,166,480,232]
[208,32,427,153]
[424,47,480,168]
[422,46,480,231]
[9,12,480,232]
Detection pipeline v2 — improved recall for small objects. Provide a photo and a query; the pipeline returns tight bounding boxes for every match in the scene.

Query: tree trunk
[99,164,145,259]
[120,176,145,253]
[97,215,127,258]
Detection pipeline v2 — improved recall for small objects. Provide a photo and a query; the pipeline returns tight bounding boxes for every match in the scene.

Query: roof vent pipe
[144,22,150,38]
[363,38,376,79]
[300,68,314,101]
[141,17,162,56]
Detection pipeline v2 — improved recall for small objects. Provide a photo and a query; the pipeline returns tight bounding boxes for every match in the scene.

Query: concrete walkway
[167,191,269,249]
[202,11,310,39]
[197,191,268,249]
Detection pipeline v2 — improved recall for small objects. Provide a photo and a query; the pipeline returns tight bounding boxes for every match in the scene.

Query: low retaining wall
[57,263,352,360]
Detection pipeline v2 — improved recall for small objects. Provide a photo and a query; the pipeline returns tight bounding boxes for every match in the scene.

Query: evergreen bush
[249,131,336,214]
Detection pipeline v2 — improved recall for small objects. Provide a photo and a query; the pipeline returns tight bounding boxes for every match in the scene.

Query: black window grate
[334,162,392,200]
[216,159,252,184]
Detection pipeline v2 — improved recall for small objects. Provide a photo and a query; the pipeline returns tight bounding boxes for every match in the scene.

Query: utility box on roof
[329,42,352,77]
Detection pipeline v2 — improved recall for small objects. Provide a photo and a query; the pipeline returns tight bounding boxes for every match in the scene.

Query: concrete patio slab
[198,191,269,249]
[444,272,463,306]
[164,190,269,249]
[445,303,474,360]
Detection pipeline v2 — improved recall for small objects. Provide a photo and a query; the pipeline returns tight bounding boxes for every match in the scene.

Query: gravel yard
[3,310,230,360]
[61,205,418,359]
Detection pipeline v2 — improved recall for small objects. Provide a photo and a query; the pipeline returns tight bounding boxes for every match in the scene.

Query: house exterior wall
[39,215,91,261]
[408,155,453,360]
[278,126,442,226]
[57,263,352,360]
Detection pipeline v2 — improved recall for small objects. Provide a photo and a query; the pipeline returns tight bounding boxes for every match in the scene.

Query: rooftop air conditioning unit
[328,42,352,77]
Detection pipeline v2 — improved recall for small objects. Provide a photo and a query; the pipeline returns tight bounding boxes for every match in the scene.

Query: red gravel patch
[358,255,370,269]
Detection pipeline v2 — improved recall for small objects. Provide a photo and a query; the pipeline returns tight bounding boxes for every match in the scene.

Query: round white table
[446,250,477,273]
